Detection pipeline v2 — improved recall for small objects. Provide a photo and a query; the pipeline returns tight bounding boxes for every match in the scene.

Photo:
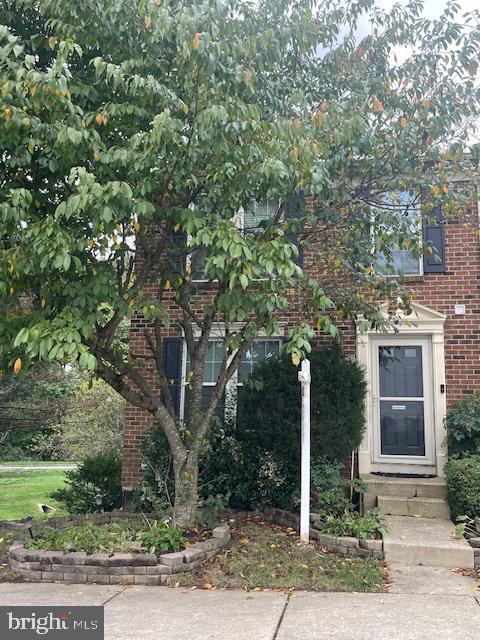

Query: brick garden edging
[465,538,480,571]
[8,521,231,586]
[264,508,384,561]
[0,510,163,542]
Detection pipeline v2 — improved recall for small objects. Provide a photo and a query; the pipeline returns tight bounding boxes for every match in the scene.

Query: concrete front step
[383,516,474,568]
[378,495,450,519]
[362,475,447,512]
[362,475,447,499]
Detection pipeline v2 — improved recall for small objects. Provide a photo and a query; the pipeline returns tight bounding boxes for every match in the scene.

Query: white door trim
[370,336,435,466]
[356,302,447,476]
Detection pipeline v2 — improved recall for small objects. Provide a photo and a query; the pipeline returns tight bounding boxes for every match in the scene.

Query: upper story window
[191,199,280,281]
[242,199,279,235]
[374,191,423,276]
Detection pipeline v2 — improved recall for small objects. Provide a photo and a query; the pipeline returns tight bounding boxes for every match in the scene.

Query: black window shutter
[162,338,183,416]
[168,230,187,274]
[423,206,446,273]
[283,192,305,267]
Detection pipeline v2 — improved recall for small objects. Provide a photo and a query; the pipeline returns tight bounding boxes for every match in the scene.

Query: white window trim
[371,192,423,277]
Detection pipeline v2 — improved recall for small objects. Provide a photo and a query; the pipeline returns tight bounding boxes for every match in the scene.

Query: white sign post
[298,358,311,543]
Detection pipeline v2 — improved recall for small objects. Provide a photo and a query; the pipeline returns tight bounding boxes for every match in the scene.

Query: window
[181,338,281,421]
[190,200,278,281]
[238,340,281,382]
[242,199,279,234]
[374,191,422,276]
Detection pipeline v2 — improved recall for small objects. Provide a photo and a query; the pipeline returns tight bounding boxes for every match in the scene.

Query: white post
[298,358,311,543]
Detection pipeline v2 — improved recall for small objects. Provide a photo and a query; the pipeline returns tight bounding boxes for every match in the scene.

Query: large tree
[0,0,479,525]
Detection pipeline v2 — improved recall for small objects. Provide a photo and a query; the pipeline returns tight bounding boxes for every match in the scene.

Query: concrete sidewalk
[0,567,478,640]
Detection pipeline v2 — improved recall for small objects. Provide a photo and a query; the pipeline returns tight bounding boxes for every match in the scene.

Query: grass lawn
[0,461,77,466]
[169,515,387,593]
[0,469,68,520]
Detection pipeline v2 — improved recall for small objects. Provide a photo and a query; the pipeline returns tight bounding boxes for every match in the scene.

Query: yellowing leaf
[291,353,300,366]
[30,85,37,97]
[315,111,324,127]
[87,239,94,248]
[41,298,46,308]
[48,36,57,50]
[13,358,22,374]
[164,279,171,290]
[174,223,181,232]
[144,15,152,29]
[192,32,201,51]
[4,107,12,120]
[133,221,140,233]
[95,112,108,126]
[431,185,441,196]
[183,102,189,114]
[373,97,384,112]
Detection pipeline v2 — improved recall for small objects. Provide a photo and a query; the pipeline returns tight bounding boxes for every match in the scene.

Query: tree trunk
[172,450,199,528]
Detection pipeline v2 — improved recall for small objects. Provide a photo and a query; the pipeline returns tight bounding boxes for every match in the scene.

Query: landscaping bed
[7,514,231,586]
[168,514,387,592]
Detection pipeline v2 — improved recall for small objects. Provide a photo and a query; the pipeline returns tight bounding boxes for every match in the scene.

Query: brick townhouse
[122,189,480,502]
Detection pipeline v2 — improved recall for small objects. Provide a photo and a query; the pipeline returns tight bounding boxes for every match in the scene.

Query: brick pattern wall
[122,201,480,489]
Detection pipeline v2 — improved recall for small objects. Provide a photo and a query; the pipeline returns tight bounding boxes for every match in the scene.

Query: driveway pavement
[0,566,478,639]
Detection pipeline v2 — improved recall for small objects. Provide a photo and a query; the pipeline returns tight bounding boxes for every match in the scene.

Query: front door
[372,338,435,464]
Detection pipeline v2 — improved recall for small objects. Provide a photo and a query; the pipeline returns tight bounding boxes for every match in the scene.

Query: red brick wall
[122,201,480,489]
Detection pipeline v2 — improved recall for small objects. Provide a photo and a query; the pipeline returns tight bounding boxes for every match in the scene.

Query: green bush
[446,395,480,457]
[136,346,366,513]
[311,457,366,517]
[322,508,386,540]
[237,345,366,463]
[444,455,480,519]
[51,450,122,513]
[205,345,366,510]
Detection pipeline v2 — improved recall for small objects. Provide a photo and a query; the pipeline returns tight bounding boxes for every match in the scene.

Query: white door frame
[356,302,447,476]
[370,336,434,466]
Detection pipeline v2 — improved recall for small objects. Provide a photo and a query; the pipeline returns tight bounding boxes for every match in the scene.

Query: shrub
[446,395,480,458]
[311,457,366,517]
[444,455,480,519]
[51,450,122,513]
[207,345,366,509]
[136,346,366,512]
[323,508,386,540]
[236,344,365,466]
